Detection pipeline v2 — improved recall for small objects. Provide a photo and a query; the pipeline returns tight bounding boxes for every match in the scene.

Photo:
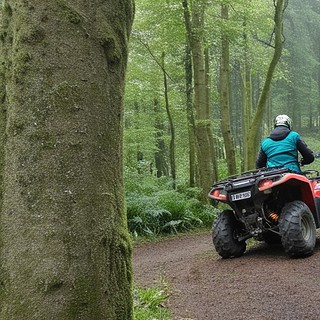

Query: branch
[254,0,288,49]
[254,36,275,48]
[133,33,175,82]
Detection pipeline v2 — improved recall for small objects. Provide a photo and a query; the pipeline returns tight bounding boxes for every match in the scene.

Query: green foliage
[125,0,284,181]
[272,0,320,122]
[300,134,320,173]
[124,0,191,180]
[126,173,218,237]
[124,0,320,240]
[133,285,171,320]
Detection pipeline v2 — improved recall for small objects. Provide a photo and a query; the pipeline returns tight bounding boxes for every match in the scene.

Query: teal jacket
[256,126,314,172]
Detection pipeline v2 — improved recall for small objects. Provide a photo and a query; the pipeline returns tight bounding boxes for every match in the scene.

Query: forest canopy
[124,0,320,180]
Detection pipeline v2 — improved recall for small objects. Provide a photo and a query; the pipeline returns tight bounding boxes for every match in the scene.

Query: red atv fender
[258,172,320,227]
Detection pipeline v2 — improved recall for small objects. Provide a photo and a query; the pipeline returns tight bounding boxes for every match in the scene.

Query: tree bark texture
[0,1,134,319]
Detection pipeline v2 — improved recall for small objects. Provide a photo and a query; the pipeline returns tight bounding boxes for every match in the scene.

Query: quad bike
[209,166,320,258]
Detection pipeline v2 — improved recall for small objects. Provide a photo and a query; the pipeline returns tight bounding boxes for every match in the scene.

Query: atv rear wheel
[279,200,316,258]
[212,210,246,258]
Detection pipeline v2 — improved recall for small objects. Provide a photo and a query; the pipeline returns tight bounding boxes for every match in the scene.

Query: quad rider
[256,114,314,172]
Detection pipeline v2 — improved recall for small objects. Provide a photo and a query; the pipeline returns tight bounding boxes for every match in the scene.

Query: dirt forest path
[133,230,320,320]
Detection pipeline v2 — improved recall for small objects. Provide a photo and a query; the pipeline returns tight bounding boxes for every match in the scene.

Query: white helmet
[274,114,292,130]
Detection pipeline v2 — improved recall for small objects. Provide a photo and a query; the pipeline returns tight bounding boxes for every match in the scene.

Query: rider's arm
[256,148,267,168]
[297,138,314,165]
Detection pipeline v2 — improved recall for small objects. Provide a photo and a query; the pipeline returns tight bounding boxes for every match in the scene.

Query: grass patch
[133,284,171,320]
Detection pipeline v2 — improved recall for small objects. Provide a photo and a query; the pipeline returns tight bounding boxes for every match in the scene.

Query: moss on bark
[0,0,134,319]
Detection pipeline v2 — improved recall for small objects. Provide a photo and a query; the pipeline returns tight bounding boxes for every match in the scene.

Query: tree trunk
[154,98,169,178]
[184,42,196,187]
[183,0,213,201]
[182,0,196,187]
[247,0,286,169]
[161,52,176,188]
[205,47,218,182]
[241,61,252,172]
[219,4,237,175]
[0,1,134,319]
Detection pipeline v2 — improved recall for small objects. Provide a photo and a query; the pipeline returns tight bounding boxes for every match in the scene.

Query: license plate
[231,190,251,201]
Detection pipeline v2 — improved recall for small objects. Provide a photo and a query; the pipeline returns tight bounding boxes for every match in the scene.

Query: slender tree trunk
[184,43,196,187]
[308,82,313,129]
[241,16,253,172]
[205,47,218,181]
[267,96,272,134]
[162,52,176,189]
[241,61,252,171]
[154,98,169,178]
[219,4,237,175]
[182,0,196,187]
[290,86,302,130]
[240,0,252,172]
[0,1,134,319]
[247,0,286,168]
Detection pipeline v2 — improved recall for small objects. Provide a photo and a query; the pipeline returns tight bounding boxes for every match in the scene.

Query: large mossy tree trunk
[0,1,134,319]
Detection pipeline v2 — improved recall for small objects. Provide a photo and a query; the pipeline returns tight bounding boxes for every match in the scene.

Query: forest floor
[133,230,320,320]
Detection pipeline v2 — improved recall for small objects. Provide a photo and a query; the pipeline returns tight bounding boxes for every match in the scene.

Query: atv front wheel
[212,210,246,258]
[279,200,316,258]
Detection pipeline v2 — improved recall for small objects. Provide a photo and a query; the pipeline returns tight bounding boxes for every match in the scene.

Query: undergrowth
[126,172,219,237]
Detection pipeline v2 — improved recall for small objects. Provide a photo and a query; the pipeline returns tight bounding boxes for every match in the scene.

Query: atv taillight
[258,179,273,190]
[209,189,227,201]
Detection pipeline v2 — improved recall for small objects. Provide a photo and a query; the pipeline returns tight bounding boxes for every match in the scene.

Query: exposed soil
[133,230,320,320]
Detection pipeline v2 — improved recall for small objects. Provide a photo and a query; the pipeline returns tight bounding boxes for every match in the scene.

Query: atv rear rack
[210,167,292,190]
